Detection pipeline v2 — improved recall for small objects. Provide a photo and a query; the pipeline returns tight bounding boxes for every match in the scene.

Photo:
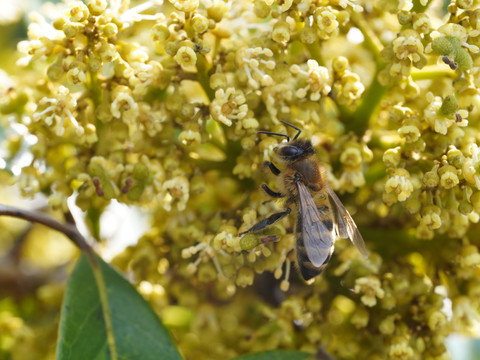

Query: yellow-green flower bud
[405,194,421,214]
[191,14,209,34]
[397,10,411,25]
[69,2,89,23]
[459,199,473,215]
[379,315,396,335]
[447,146,465,168]
[63,22,80,38]
[169,0,199,13]
[351,307,369,328]
[438,164,459,189]
[383,147,401,168]
[152,24,170,42]
[272,21,290,43]
[332,56,349,75]
[87,0,107,16]
[457,0,473,10]
[53,17,66,31]
[198,262,217,282]
[299,26,317,44]
[175,46,197,70]
[253,0,270,18]
[133,163,150,181]
[236,267,255,287]
[398,124,421,143]
[207,2,228,22]
[127,184,145,201]
[101,23,118,38]
[423,164,440,188]
[470,191,480,212]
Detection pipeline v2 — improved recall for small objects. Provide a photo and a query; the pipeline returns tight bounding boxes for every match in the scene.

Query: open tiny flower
[210,88,248,126]
[385,168,414,202]
[388,342,414,360]
[393,29,424,63]
[169,0,199,13]
[236,47,275,89]
[354,275,385,307]
[291,60,332,101]
[161,176,190,211]
[175,46,197,71]
[32,85,83,137]
[463,143,480,189]
[314,7,340,40]
[110,85,139,125]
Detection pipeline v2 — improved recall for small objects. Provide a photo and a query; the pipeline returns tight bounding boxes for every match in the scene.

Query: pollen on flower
[175,46,197,71]
[385,168,414,202]
[210,88,248,126]
[354,275,385,307]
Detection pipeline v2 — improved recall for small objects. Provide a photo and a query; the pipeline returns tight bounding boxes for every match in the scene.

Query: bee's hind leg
[263,161,281,176]
[262,184,285,198]
[239,208,291,236]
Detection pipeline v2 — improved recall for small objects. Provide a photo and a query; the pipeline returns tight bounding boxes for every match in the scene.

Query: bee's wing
[327,185,368,258]
[296,180,334,267]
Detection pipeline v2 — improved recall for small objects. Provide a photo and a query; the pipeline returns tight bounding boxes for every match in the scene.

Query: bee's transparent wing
[327,185,368,258]
[296,180,334,267]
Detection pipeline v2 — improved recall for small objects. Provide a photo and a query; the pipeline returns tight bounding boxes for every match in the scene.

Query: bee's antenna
[257,131,290,142]
[280,121,302,140]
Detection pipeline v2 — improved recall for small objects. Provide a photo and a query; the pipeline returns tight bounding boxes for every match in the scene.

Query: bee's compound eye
[281,146,302,158]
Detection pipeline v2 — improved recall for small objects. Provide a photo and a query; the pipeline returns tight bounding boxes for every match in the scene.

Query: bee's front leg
[263,161,281,176]
[239,208,291,236]
[262,184,285,198]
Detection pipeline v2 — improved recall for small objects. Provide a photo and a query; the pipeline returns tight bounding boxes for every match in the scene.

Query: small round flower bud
[69,2,89,23]
[398,124,420,143]
[47,64,64,82]
[101,23,118,38]
[397,10,411,25]
[332,56,349,75]
[63,22,80,38]
[470,191,480,212]
[236,267,255,287]
[191,14,209,34]
[423,164,440,188]
[457,0,473,9]
[207,2,228,22]
[272,21,290,43]
[299,26,317,44]
[253,0,270,18]
[383,147,401,168]
[447,146,465,168]
[152,24,170,42]
[87,0,107,16]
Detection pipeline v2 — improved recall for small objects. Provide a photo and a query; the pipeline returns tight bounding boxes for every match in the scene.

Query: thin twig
[0,203,94,260]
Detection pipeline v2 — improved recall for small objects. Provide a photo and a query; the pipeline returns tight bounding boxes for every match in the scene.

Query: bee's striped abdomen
[295,205,335,281]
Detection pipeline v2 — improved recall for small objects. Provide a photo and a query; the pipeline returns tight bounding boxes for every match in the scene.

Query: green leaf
[230,350,314,360]
[56,254,182,360]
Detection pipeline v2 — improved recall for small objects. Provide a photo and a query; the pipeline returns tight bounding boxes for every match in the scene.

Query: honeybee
[240,121,368,280]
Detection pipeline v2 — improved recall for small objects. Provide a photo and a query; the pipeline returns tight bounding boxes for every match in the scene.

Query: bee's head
[274,139,315,162]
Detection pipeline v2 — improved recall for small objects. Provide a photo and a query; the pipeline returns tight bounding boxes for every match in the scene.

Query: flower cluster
[1,0,480,359]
